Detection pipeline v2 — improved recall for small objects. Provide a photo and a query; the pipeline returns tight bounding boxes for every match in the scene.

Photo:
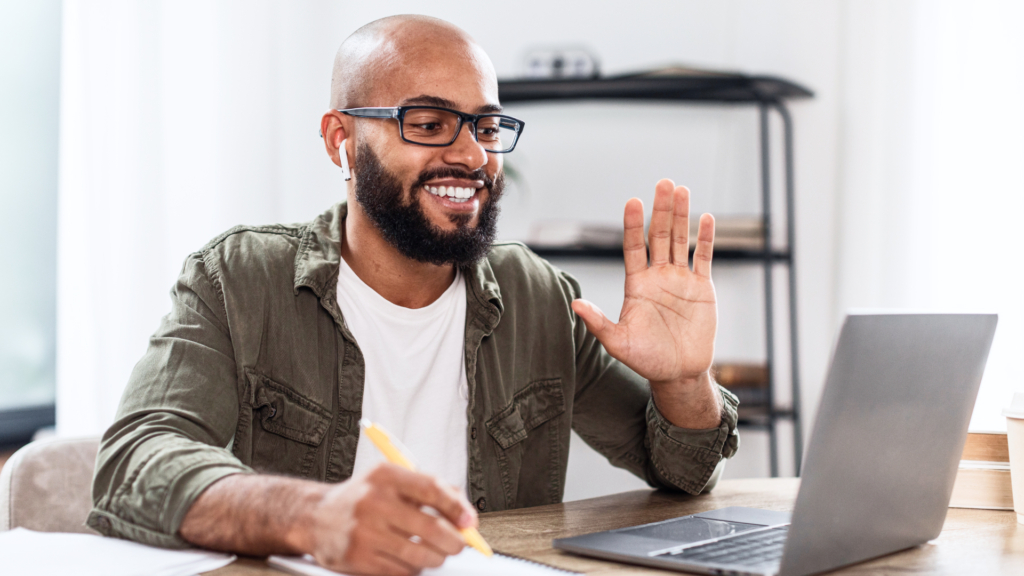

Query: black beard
[352,142,504,267]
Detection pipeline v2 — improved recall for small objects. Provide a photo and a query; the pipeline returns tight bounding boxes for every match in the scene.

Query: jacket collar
[293,201,344,298]
[293,201,503,330]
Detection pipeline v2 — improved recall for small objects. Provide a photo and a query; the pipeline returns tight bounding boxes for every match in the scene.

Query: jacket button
[476,497,486,512]
[97,516,111,531]
[470,427,478,440]
[268,406,277,418]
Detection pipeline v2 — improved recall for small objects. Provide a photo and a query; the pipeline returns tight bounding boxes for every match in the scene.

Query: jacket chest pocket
[486,378,565,508]
[245,370,331,478]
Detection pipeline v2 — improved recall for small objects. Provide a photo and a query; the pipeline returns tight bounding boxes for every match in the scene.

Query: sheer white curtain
[56,1,347,435]
[837,0,1024,431]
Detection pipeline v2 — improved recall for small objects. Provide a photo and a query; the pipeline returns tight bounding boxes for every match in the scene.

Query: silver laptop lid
[780,313,997,576]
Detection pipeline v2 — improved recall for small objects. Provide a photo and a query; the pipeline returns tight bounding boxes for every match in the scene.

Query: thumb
[571,299,617,344]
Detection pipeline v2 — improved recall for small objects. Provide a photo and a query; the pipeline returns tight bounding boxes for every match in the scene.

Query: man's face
[354,141,504,266]
[348,38,506,266]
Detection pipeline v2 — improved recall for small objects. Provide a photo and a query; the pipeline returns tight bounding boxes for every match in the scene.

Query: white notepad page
[0,528,236,576]
[269,548,579,576]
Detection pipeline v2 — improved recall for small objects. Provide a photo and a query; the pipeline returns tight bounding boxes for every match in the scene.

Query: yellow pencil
[359,418,493,557]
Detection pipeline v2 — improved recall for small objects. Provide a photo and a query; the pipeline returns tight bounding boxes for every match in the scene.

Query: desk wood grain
[202,478,1024,575]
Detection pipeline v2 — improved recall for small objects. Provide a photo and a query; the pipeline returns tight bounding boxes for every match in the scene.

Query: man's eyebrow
[400,95,459,109]
[400,95,503,114]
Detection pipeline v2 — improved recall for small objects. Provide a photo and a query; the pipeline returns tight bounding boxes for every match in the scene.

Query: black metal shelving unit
[499,69,813,477]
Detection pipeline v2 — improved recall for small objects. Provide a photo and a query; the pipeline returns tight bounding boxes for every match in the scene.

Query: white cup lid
[1004,392,1024,419]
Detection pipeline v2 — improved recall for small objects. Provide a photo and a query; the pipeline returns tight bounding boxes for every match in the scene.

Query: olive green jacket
[87,202,739,548]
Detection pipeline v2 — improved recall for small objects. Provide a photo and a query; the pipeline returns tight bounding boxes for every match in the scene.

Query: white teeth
[425,185,477,201]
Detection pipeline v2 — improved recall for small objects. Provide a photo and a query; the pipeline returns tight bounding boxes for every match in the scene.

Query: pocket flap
[486,378,565,450]
[247,371,331,446]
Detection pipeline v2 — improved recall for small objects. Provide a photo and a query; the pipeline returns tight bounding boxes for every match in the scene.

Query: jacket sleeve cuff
[645,385,740,494]
[89,448,253,548]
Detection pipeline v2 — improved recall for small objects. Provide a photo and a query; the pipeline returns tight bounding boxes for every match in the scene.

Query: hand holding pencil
[288,423,482,575]
[360,419,494,557]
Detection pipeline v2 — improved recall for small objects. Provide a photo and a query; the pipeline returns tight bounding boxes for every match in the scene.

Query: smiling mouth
[425,184,479,204]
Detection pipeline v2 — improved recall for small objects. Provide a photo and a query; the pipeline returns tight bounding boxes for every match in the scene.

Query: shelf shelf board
[528,245,791,262]
[737,407,797,429]
[499,71,813,104]
[497,69,809,476]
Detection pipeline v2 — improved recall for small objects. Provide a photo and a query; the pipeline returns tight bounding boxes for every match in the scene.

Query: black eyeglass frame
[337,106,525,153]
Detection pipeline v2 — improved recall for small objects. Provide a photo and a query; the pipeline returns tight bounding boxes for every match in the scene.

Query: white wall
[57,0,847,496]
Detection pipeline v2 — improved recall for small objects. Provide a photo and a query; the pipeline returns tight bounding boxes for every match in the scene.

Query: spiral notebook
[269,548,579,575]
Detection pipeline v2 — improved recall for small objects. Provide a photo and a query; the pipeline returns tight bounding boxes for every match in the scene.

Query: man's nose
[441,121,488,170]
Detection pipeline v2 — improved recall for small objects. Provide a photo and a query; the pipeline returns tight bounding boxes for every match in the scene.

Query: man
[89,14,738,576]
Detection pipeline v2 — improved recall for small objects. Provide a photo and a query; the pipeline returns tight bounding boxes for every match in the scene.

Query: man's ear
[320,110,350,169]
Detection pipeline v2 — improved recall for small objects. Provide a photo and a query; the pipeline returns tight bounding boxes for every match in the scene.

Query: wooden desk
[205,478,1024,575]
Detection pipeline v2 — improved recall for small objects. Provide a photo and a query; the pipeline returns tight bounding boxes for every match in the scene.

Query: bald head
[330,15,497,110]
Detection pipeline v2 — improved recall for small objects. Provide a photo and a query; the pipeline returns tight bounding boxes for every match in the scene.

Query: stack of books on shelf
[689,216,764,252]
[712,362,769,418]
[525,216,765,252]
[527,221,622,249]
[949,431,1013,510]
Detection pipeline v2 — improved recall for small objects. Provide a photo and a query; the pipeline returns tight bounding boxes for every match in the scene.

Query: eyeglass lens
[401,108,519,151]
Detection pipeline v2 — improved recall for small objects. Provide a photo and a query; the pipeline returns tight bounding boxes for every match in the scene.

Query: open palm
[571,179,717,386]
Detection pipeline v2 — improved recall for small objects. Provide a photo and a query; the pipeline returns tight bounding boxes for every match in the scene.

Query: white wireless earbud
[339,139,352,181]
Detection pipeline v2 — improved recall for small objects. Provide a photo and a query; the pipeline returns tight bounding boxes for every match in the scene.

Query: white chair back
[0,436,100,533]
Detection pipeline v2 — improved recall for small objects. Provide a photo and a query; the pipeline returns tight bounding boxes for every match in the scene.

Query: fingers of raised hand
[571,299,616,346]
[648,179,676,267]
[692,213,715,277]
[623,197,647,276]
[670,185,691,267]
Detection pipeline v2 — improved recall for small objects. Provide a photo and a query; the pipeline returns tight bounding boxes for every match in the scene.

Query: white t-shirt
[337,255,469,493]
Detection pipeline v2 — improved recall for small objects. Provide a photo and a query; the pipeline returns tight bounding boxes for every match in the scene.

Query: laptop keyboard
[662,526,789,568]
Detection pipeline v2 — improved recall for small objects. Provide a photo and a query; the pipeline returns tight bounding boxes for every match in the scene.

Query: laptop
[554,313,998,576]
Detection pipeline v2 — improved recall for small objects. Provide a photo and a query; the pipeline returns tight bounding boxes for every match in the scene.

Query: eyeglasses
[337,106,525,153]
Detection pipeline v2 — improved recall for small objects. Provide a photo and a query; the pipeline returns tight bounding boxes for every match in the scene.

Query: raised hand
[571,179,722,428]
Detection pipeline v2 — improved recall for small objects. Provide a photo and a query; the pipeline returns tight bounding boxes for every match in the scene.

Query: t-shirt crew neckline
[337,253,464,321]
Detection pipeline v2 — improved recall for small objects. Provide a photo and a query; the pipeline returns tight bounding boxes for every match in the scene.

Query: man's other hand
[300,464,475,575]
[179,464,476,576]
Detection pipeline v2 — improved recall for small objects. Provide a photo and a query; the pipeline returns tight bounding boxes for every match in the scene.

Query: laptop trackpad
[617,516,762,544]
